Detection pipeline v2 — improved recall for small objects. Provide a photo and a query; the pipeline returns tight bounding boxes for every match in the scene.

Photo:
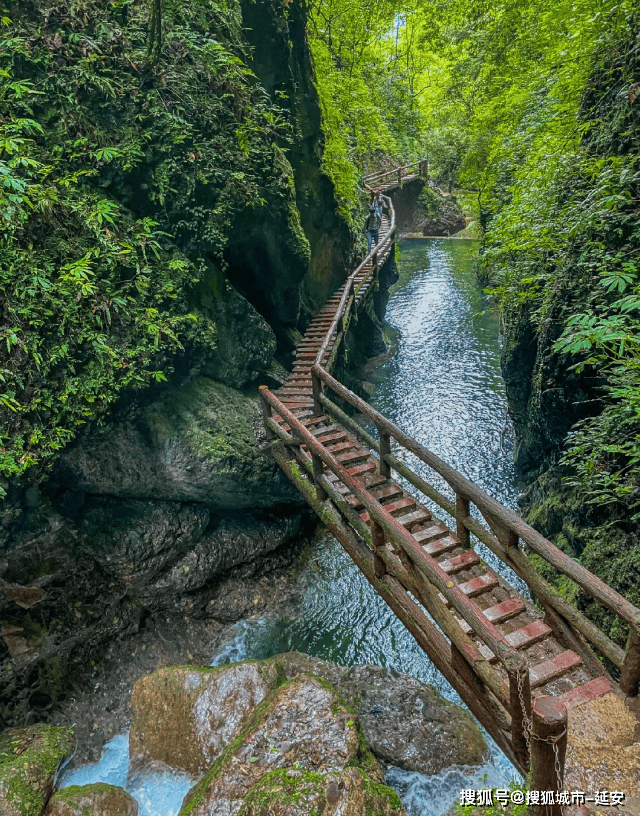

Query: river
[60,237,522,815]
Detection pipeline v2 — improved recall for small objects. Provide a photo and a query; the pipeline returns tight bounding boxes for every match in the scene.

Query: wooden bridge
[259,173,640,804]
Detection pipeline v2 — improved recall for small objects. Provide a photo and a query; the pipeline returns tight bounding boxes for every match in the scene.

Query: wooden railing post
[378,424,391,478]
[312,451,327,502]
[311,368,323,417]
[259,385,274,439]
[370,518,386,578]
[372,249,379,286]
[456,493,471,547]
[530,696,568,816]
[619,626,640,696]
[506,654,531,769]
[397,168,402,187]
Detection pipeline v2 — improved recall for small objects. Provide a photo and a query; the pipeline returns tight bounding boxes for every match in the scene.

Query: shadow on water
[62,238,522,816]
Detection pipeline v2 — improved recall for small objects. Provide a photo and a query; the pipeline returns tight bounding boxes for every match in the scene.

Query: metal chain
[516,669,532,752]
[517,671,566,816]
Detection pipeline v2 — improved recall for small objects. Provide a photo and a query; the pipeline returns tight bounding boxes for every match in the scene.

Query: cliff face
[498,35,640,644]
[0,0,355,725]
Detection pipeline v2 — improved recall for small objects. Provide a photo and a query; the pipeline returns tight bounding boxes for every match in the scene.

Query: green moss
[0,725,75,816]
[238,768,326,814]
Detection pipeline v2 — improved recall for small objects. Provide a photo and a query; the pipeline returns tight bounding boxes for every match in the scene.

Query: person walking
[372,189,385,218]
[364,204,382,254]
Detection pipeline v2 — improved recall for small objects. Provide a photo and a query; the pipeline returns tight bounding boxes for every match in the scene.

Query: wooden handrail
[260,386,520,703]
[312,365,640,635]
[364,160,422,186]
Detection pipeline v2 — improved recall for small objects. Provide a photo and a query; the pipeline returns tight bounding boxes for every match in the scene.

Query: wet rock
[179,676,403,816]
[79,499,210,589]
[54,376,299,511]
[0,724,75,816]
[146,512,303,598]
[129,661,284,775]
[46,783,138,816]
[239,767,404,816]
[277,653,488,774]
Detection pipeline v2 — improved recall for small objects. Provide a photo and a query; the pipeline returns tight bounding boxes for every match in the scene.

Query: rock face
[0,724,75,816]
[129,662,284,775]
[54,377,297,511]
[387,178,466,236]
[277,653,488,774]
[46,784,138,816]
[178,676,403,816]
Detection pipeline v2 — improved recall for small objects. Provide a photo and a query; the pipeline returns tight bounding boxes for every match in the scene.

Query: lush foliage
[0,0,292,483]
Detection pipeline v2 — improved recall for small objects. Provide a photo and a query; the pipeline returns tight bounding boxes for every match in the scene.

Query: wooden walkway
[259,175,640,799]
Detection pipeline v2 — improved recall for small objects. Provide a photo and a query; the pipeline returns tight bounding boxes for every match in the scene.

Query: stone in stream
[178,675,403,816]
[0,724,75,816]
[277,652,489,774]
[45,783,138,816]
[129,661,285,775]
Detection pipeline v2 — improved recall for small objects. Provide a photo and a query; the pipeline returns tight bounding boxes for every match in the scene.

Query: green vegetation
[0,0,293,483]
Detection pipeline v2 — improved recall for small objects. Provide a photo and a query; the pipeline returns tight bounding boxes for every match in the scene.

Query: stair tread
[423,535,460,556]
[396,508,432,528]
[439,550,480,575]
[483,598,526,624]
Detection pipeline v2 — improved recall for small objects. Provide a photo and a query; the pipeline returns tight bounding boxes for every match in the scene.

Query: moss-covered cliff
[0,0,357,726]
[493,28,640,644]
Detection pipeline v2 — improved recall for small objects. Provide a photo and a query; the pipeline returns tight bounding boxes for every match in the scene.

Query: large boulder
[54,376,298,511]
[178,676,403,816]
[277,653,488,774]
[129,661,284,775]
[46,783,138,816]
[0,724,75,816]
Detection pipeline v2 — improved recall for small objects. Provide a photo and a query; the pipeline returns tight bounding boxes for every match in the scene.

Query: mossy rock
[238,767,403,815]
[46,783,138,816]
[0,723,75,816]
[178,675,404,815]
[129,660,285,775]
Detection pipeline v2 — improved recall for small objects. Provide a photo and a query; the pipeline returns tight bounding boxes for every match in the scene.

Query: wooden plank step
[347,462,376,478]
[316,430,349,445]
[359,496,416,524]
[500,650,582,692]
[326,441,356,453]
[439,550,480,575]
[506,620,552,650]
[347,484,402,509]
[395,508,432,529]
[383,497,417,516]
[554,677,613,709]
[453,572,499,599]
[529,650,582,688]
[423,535,460,557]
[477,621,552,663]
[335,449,369,465]
[413,524,450,544]
[277,389,312,397]
[483,598,526,624]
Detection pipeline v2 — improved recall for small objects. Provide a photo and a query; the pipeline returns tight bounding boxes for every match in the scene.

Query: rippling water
[63,238,522,816]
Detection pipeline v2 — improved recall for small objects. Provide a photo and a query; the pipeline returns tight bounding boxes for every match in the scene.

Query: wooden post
[311,369,323,417]
[378,425,391,478]
[397,168,402,187]
[312,452,327,501]
[530,696,568,816]
[372,249,379,286]
[619,626,640,696]
[371,519,386,578]
[456,493,471,547]
[507,655,531,769]
[259,385,274,439]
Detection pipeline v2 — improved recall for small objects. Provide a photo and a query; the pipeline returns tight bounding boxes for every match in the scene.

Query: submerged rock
[178,675,403,816]
[277,652,488,774]
[46,783,138,816]
[129,661,284,775]
[0,724,75,816]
